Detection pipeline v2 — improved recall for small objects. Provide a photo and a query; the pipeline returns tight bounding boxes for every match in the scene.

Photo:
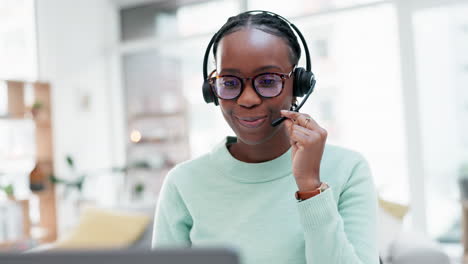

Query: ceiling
[112,0,212,9]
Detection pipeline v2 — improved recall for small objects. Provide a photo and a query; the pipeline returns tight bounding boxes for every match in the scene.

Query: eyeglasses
[208,67,295,100]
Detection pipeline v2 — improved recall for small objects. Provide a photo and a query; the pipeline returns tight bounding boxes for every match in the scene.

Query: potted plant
[50,155,86,199]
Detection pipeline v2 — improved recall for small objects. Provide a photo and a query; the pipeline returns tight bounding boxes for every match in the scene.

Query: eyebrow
[220,65,283,75]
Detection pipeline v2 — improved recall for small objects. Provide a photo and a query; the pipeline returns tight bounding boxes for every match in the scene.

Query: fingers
[280,110,312,128]
[280,109,303,122]
[290,124,326,146]
[280,110,307,121]
[289,126,309,149]
[280,110,327,138]
[284,118,296,144]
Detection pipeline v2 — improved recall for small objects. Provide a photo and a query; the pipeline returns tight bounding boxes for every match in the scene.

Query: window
[413,2,468,239]
[293,4,408,204]
[0,0,37,80]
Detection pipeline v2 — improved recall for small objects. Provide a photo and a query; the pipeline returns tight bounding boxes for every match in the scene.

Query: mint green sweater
[152,136,379,264]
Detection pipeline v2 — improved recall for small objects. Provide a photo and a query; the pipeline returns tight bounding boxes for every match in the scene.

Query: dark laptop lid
[0,248,240,264]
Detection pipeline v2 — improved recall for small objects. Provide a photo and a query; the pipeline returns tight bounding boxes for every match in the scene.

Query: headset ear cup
[309,74,316,93]
[202,81,219,105]
[202,81,214,103]
[293,67,314,97]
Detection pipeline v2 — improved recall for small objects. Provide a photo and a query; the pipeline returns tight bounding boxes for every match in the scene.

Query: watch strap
[295,182,329,201]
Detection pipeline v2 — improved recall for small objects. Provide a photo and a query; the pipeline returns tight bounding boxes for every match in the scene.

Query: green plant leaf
[1,184,15,196]
[132,161,151,169]
[49,175,59,183]
[134,183,145,194]
[76,175,86,192]
[32,101,43,109]
[112,167,127,173]
[50,175,67,184]
[66,155,75,169]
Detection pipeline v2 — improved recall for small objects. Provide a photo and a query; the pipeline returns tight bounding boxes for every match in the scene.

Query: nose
[236,80,261,108]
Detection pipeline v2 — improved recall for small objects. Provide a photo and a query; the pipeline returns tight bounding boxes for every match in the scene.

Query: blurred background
[0,0,467,263]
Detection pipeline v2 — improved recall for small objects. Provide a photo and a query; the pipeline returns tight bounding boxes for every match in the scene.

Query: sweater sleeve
[151,172,193,248]
[296,158,380,264]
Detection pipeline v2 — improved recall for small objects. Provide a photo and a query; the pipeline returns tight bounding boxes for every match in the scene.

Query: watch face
[320,182,329,191]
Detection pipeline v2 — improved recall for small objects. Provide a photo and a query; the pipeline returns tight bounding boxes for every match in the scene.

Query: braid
[212,12,301,65]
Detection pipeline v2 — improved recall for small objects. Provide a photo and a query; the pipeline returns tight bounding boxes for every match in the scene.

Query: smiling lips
[235,116,268,128]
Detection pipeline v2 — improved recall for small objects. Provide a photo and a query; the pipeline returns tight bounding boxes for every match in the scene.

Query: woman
[152,10,379,264]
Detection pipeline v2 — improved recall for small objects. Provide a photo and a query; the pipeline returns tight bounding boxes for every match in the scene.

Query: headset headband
[202,10,311,80]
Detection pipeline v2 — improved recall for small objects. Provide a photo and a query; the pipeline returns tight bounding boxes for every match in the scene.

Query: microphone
[270,85,314,127]
[271,110,297,127]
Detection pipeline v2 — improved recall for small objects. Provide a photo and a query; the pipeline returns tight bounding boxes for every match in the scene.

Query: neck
[229,128,291,163]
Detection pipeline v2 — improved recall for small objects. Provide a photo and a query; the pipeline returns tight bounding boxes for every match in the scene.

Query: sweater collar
[210,136,292,183]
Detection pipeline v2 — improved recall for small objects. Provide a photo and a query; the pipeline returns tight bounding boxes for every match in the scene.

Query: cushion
[53,206,150,249]
[378,198,409,220]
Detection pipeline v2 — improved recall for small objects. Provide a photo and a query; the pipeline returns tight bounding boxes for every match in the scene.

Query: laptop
[0,248,240,264]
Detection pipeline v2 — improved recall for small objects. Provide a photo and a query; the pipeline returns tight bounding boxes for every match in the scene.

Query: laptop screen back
[0,248,240,264]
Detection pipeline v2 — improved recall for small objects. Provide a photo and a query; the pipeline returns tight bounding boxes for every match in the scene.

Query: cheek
[271,83,294,109]
[219,100,231,114]
[267,99,292,115]
[219,101,234,122]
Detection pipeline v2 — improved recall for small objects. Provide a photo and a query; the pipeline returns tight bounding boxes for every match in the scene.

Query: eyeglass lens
[214,73,284,99]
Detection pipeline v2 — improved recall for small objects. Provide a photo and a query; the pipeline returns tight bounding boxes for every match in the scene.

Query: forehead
[216,28,292,74]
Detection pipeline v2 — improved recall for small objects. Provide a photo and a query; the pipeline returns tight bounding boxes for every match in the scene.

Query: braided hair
[212,12,301,65]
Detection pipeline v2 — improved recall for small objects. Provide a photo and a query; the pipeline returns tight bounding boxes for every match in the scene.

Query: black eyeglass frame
[208,67,295,100]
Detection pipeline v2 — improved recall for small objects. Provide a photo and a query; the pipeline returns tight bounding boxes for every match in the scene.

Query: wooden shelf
[130,135,186,144]
[0,116,30,120]
[1,80,57,245]
[34,119,52,127]
[0,116,50,126]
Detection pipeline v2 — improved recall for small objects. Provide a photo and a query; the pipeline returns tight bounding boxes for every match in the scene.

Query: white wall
[35,0,121,232]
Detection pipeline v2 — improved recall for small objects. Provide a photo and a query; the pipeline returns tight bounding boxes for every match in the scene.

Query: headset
[202,10,316,127]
